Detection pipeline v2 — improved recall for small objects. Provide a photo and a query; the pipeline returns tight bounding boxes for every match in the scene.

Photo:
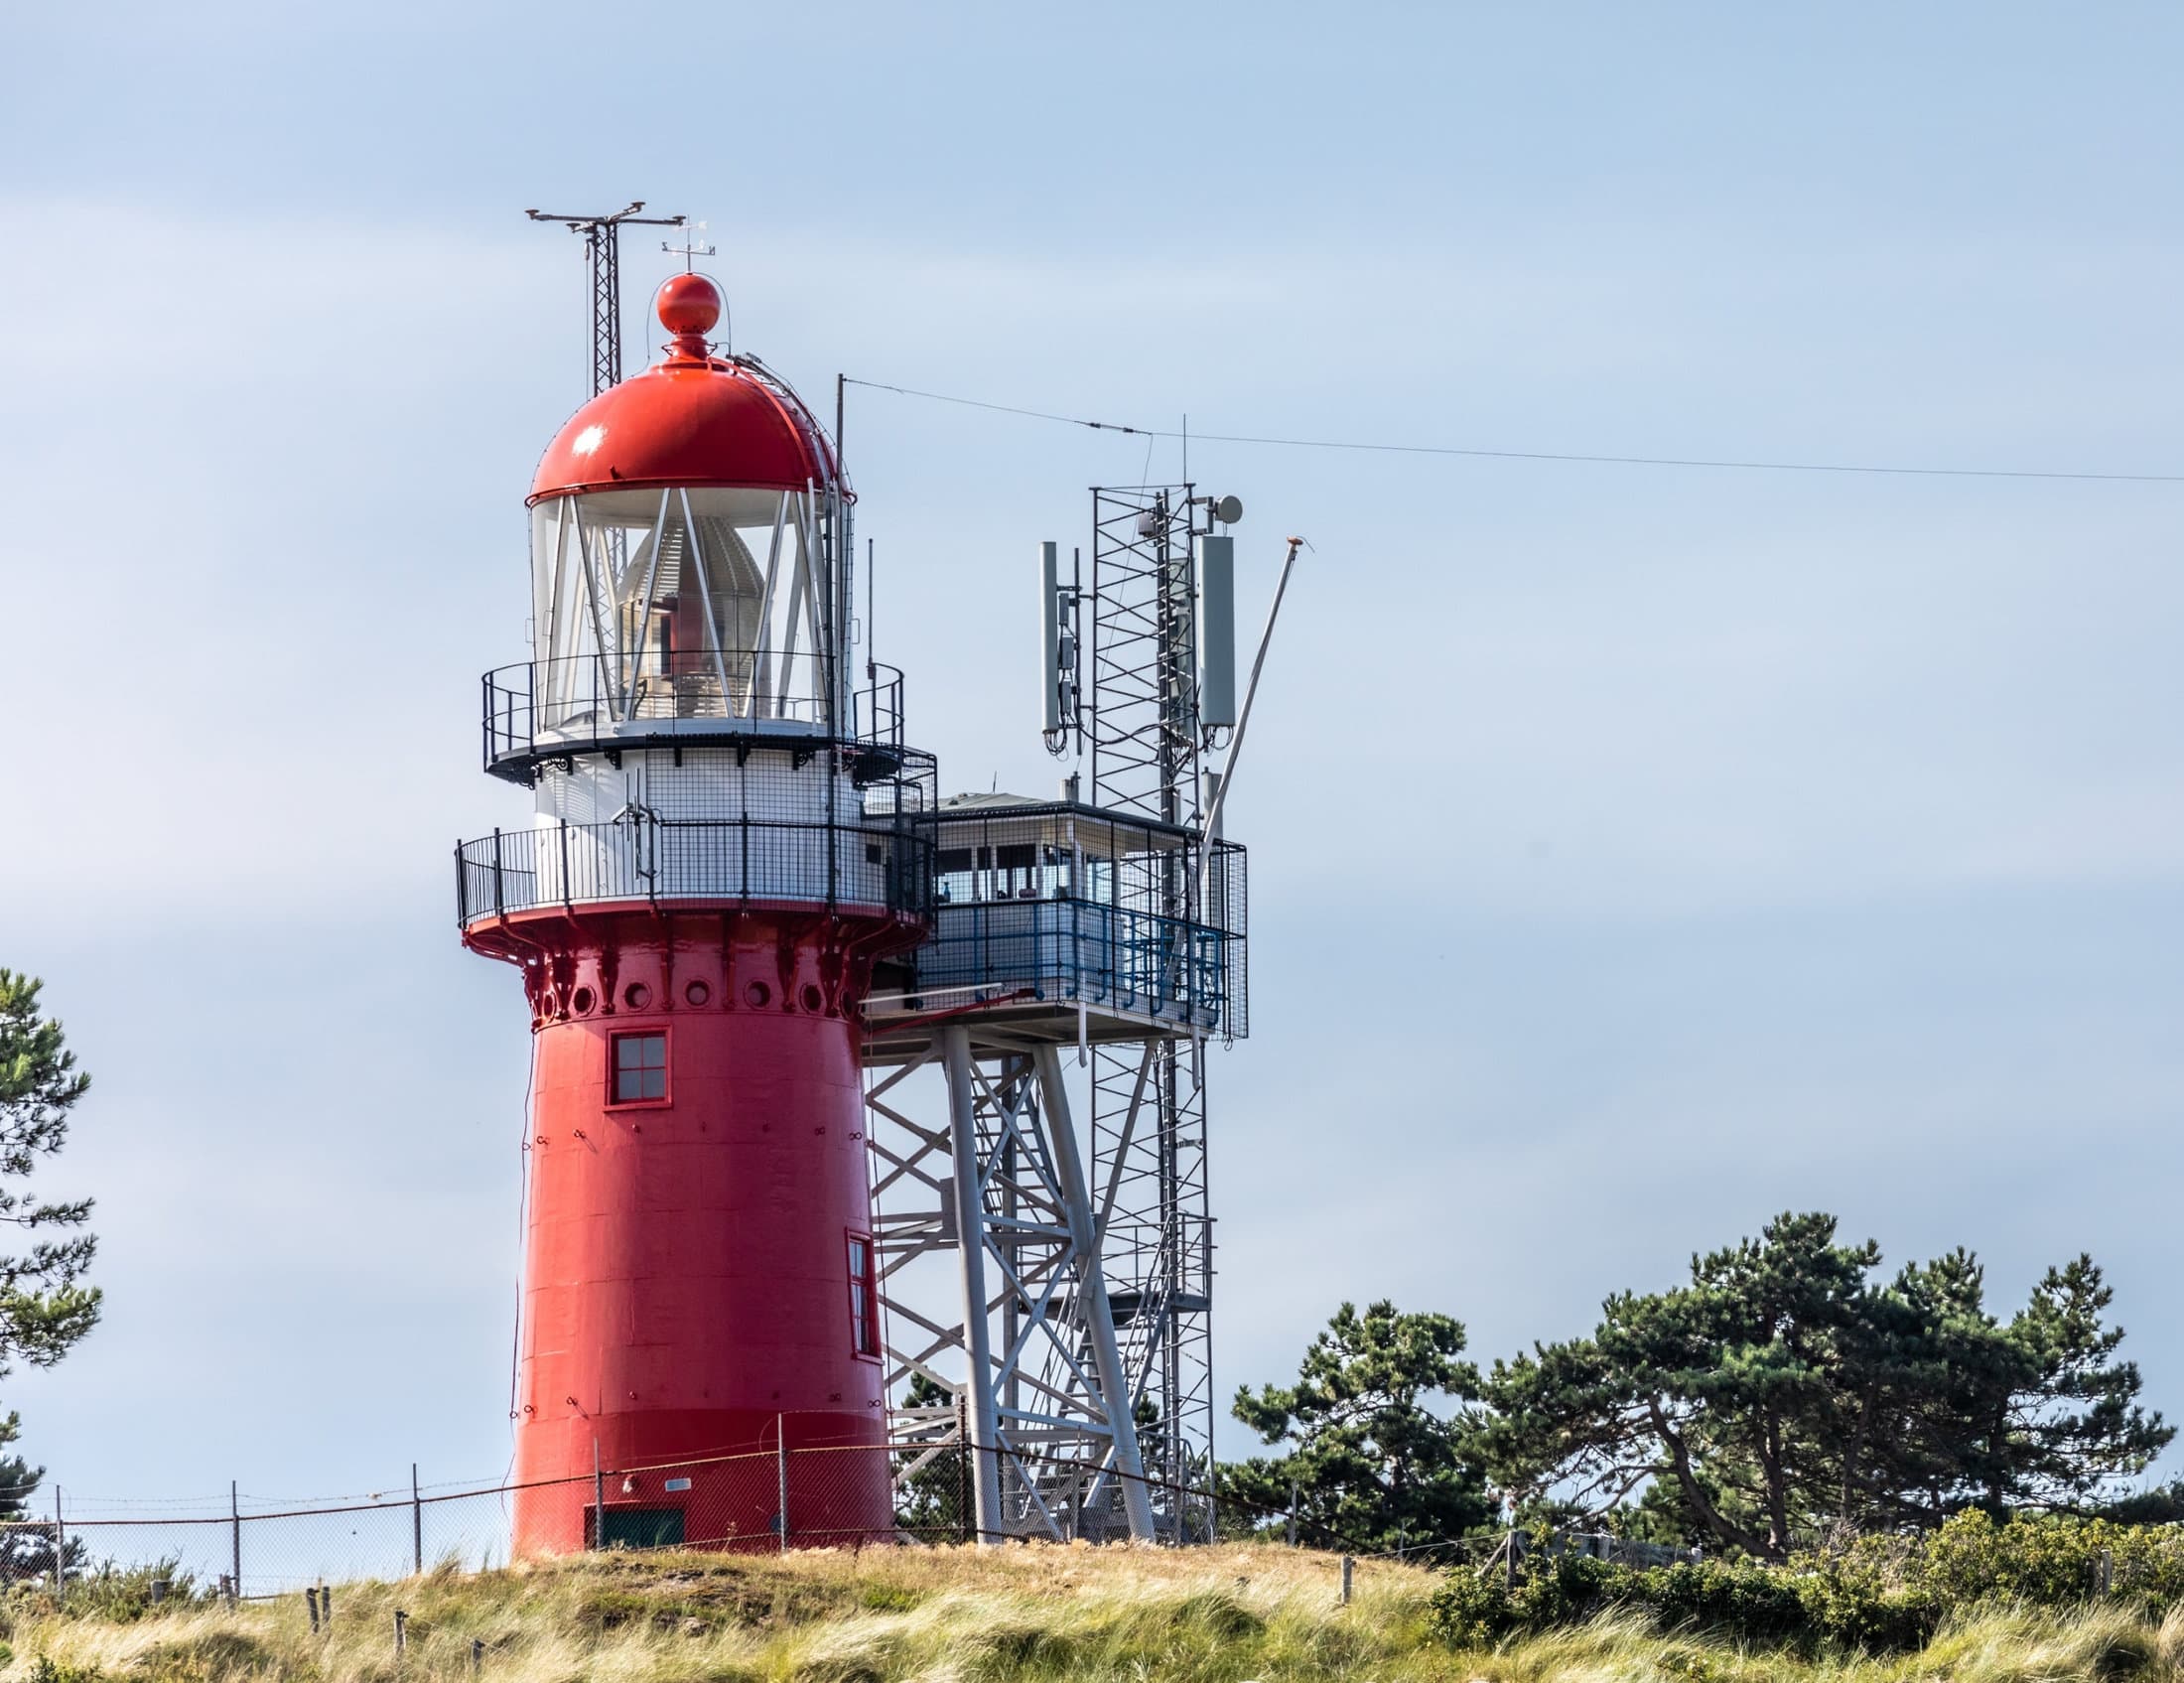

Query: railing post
[490,828,504,917]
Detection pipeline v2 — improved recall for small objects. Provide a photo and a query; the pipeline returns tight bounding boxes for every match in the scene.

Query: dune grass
[7,1542,2184,1683]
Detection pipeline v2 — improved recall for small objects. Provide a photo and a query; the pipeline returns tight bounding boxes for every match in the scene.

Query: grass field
[9,1542,2184,1683]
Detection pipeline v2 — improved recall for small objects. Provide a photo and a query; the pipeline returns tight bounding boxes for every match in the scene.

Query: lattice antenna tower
[525,202,689,395]
[1085,485,1218,1530]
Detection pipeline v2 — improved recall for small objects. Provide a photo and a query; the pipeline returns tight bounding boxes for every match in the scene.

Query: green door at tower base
[589,1506,686,1550]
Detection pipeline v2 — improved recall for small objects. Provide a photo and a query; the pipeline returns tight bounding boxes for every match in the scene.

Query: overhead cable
[842,376,2184,486]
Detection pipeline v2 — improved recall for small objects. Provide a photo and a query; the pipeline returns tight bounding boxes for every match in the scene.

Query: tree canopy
[0,970,100,1380]
[0,969,100,1575]
[1475,1212,2169,1560]
[1225,1299,1492,1551]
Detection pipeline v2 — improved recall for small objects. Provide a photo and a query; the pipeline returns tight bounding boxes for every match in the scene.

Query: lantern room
[498,273,863,767]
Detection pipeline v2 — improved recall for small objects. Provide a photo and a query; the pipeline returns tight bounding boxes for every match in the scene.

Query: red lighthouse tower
[456,274,932,1553]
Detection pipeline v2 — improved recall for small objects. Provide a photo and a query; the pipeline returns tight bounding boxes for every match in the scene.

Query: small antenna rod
[525,202,689,394]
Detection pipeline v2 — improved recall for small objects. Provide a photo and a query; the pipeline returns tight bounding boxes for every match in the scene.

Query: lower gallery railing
[455,818,935,923]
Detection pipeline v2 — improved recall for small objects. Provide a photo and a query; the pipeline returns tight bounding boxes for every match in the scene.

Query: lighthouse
[455,273,933,1552]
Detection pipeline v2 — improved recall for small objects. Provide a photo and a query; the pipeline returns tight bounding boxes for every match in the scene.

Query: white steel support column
[941,1026,1004,1540]
[1032,1043,1157,1541]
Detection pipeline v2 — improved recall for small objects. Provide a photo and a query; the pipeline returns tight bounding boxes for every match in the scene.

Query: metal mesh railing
[482,654,906,782]
[455,818,936,925]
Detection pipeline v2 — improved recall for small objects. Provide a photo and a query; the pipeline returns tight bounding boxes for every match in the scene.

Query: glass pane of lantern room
[531,486,828,733]
[681,488,826,729]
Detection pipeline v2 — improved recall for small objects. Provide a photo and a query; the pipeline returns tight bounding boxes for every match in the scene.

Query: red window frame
[607,1030,670,1107]
[846,1230,880,1360]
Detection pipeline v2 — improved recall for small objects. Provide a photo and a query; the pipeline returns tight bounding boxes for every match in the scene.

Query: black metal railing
[481,652,905,781]
[456,816,934,925]
[907,897,1247,1037]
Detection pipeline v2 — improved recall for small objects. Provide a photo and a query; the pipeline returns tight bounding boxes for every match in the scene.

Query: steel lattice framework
[865,1031,1160,1540]
[1088,485,1217,1535]
[854,486,1236,1546]
[525,202,688,395]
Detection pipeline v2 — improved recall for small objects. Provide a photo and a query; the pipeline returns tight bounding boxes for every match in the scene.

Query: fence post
[412,1463,424,1575]
[307,1588,320,1633]
[776,1414,789,1554]
[52,1484,64,1603]
[230,1480,242,1603]
[1340,1555,1353,1605]
[1287,1479,1298,1549]
[323,1584,334,1627]
[394,1609,407,1658]
[1505,1528,1518,1591]
[471,1637,484,1675]
[592,1440,605,1551]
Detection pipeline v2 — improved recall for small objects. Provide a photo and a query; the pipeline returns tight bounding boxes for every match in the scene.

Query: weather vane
[663,221,715,272]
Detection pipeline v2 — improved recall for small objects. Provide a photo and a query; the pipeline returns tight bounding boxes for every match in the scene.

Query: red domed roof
[528,275,835,502]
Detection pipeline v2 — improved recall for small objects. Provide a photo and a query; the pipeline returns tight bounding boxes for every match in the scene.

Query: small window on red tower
[611,1032,667,1103]
[847,1234,879,1357]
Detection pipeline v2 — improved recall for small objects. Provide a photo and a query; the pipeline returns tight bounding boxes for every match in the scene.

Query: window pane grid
[612,1033,667,1102]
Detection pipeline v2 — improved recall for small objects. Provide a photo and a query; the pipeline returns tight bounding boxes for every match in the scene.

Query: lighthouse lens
[530,487,835,738]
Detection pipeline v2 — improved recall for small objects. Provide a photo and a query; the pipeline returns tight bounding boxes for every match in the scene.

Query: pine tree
[1477,1212,2171,1558]
[0,970,101,1582]
[1225,1300,1491,1552]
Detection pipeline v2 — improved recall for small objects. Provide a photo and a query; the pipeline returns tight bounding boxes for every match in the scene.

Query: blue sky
[3,1,2182,1510]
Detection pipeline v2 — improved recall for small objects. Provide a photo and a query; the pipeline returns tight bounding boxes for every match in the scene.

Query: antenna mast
[525,202,689,394]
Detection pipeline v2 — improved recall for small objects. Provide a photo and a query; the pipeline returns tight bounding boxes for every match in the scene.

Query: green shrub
[1426,1568,1515,1647]
[1923,1509,2184,1614]
[1430,1512,2184,1656]
[56,1561,198,1623]
[1642,1559,1808,1642]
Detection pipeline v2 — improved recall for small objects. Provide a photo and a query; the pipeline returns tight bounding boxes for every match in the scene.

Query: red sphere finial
[658,272,723,339]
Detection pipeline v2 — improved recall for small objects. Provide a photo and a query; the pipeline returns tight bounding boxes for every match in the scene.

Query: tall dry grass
[9,1543,2184,1683]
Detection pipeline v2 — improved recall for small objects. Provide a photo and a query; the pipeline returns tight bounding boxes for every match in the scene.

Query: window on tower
[847,1233,879,1357]
[610,1032,668,1103]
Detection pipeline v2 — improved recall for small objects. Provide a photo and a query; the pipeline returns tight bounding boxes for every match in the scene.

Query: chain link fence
[0,1438,1326,1603]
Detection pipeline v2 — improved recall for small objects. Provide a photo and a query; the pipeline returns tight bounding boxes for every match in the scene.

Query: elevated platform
[861,795,1247,1065]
